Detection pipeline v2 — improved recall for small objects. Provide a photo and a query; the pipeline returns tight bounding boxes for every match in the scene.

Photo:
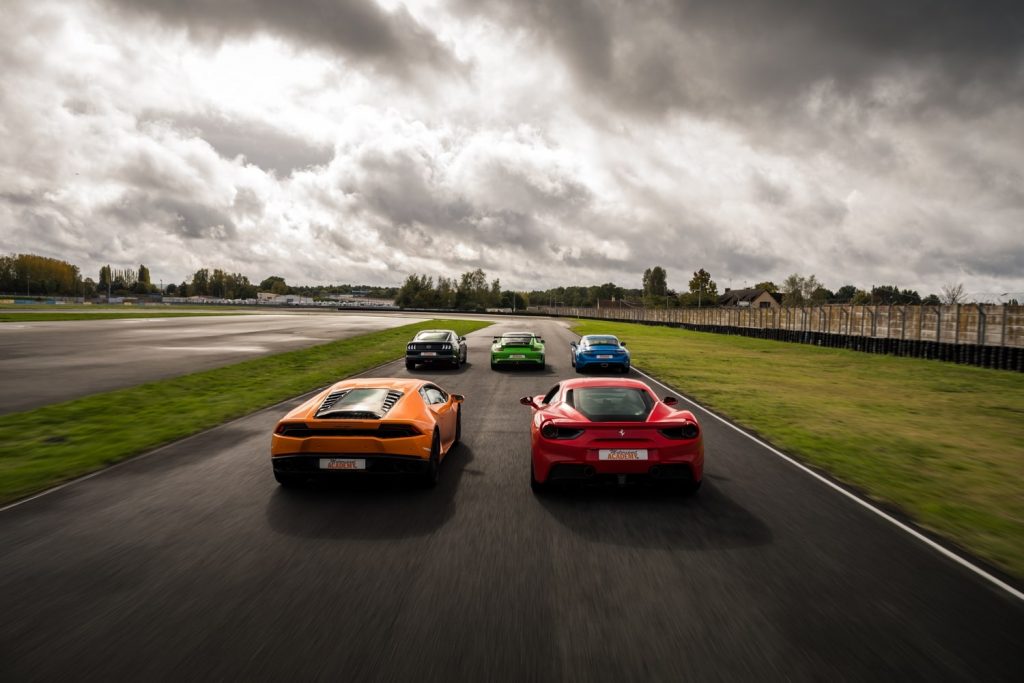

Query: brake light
[659,424,700,440]
[540,422,584,440]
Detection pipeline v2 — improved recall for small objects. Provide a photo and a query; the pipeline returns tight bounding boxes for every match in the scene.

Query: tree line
[0,251,992,307]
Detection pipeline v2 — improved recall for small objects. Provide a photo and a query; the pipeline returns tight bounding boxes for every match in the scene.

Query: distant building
[717,287,783,309]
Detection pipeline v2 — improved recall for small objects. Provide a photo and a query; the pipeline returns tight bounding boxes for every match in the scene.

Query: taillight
[377,424,420,438]
[659,424,700,440]
[540,422,583,440]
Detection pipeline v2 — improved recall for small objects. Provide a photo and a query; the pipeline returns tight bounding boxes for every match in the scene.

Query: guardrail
[539,304,1024,371]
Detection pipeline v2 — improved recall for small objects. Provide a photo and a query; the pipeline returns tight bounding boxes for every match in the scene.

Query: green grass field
[574,320,1024,579]
[0,319,490,505]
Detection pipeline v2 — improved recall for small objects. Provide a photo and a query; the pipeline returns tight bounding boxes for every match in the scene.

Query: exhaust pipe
[649,465,662,479]
[583,465,596,478]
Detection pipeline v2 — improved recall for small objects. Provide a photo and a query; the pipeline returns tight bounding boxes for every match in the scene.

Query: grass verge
[0,319,490,505]
[573,319,1024,580]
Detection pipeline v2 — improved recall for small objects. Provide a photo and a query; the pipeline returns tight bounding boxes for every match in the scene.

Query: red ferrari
[520,378,703,493]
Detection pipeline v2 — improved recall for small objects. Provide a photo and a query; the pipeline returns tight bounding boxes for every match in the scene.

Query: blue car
[570,334,631,373]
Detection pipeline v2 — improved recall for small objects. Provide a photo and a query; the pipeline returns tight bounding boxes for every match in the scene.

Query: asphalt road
[0,312,424,415]
[1,317,1021,682]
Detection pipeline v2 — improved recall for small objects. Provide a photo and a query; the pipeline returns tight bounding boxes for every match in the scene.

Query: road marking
[633,366,1024,603]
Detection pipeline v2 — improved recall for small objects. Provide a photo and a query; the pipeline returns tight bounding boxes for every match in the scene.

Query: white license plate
[320,458,366,470]
[510,354,526,359]
[421,351,437,356]
[596,354,613,359]
[599,449,648,461]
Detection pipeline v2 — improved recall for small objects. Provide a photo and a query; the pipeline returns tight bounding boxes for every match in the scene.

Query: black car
[406,329,468,369]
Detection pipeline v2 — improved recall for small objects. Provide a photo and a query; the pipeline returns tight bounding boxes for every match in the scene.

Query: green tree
[395,274,435,308]
[683,268,718,307]
[191,269,210,296]
[456,268,491,310]
[98,265,111,290]
[781,273,821,306]
[753,281,778,293]
[834,285,858,303]
[260,275,287,292]
[851,289,871,305]
[642,266,668,298]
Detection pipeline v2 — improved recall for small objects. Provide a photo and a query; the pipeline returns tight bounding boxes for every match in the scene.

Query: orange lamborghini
[271,378,464,488]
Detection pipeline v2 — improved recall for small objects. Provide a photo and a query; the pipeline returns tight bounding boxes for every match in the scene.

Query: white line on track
[633,366,1024,603]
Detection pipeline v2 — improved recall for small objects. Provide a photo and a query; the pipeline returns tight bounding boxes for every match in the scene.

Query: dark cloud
[464,0,1024,117]
[102,0,459,79]
[150,113,333,174]
[106,192,237,240]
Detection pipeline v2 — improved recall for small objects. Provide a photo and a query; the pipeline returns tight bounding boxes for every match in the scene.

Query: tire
[575,364,584,374]
[454,406,462,445]
[421,431,441,488]
[490,360,498,370]
[406,359,415,370]
[274,471,304,488]
[530,459,548,494]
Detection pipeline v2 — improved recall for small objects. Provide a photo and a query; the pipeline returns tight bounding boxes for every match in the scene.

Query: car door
[423,385,455,447]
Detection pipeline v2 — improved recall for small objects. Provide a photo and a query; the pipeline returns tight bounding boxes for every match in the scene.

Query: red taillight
[659,423,700,440]
[540,422,583,440]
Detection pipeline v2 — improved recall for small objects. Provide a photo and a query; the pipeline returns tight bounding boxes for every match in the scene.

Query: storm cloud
[0,0,1022,296]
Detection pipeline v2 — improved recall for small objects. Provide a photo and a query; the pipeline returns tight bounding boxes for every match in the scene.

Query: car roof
[582,334,619,341]
[502,331,536,336]
[416,329,455,335]
[559,378,650,391]
[325,377,433,393]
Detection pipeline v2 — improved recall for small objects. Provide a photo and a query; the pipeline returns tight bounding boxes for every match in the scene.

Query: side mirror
[663,396,678,406]
[539,338,545,343]
[620,341,627,346]
[570,341,577,347]
[519,396,539,409]
[459,336,466,342]
[451,394,465,403]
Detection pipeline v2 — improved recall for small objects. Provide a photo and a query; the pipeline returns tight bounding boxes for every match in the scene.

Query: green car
[490,331,546,370]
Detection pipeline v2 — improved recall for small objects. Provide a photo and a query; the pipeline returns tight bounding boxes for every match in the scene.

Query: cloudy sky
[2,0,1022,295]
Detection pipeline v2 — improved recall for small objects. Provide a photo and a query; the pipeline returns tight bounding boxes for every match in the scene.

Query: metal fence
[539,303,1024,371]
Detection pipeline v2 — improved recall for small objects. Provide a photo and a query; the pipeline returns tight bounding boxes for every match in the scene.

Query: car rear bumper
[272,453,430,476]
[575,357,629,370]
[491,354,544,366]
[532,446,703,484]
[406,353,459,364]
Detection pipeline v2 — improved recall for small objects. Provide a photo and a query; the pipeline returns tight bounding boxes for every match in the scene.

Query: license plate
[510,354,525,359]
[597,354,613,359]
[599,449,648,461]
[320,458,366,470]
[421,351,437,356]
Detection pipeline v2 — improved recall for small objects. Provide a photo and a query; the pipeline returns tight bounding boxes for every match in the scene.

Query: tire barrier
[567,316,1024,372]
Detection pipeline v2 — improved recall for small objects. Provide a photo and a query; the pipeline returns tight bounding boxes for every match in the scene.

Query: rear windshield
[501,334,534,342]
[585,336,619,346]
[317,388,397,417]
[567,387,653,422]
[415,331,450,342]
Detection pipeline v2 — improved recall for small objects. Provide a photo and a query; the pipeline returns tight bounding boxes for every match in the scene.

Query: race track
[0,312,424,415]
[1,317,1021,681]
